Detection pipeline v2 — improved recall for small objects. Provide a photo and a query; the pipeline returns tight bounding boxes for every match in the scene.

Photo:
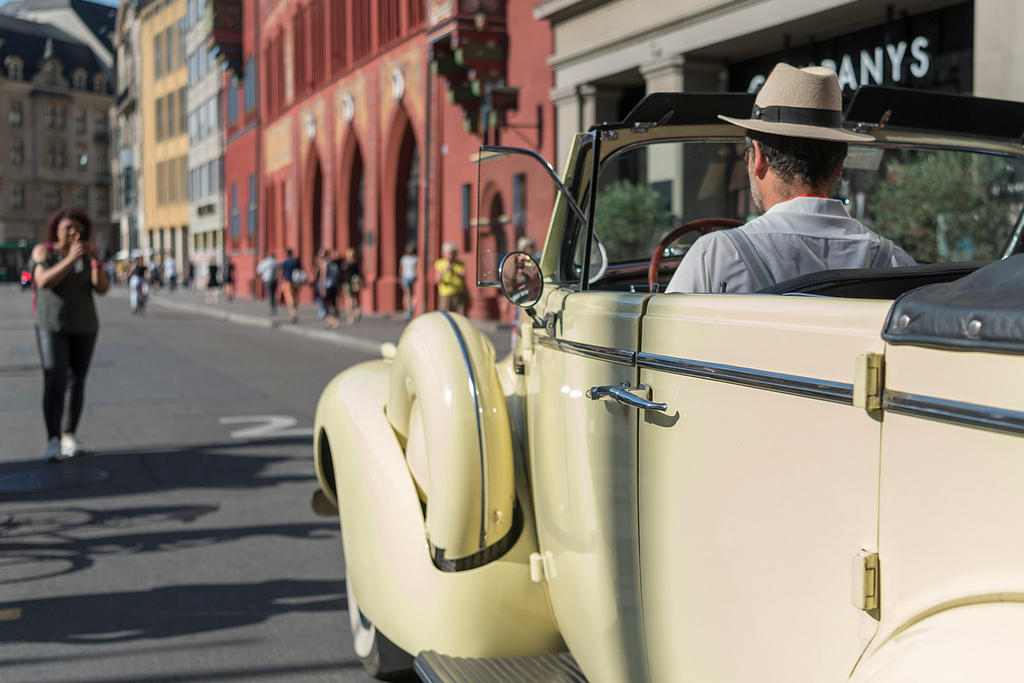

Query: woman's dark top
[341,260,361,283]
[223,261,234,283]
[29,245,98,334]
[207,264,220,288]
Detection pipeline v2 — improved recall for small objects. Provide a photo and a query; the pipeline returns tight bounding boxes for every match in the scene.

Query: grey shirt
[665,196,916,294]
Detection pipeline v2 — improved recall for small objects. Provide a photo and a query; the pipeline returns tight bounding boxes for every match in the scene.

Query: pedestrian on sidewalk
[257,252,279,316]
[27,207,109,462]
[280,249,304,323]
[223,257,235,301]
[128,256,147,314]
[399,243,417,320]
[341,247,362,324]
[206,260,221,304]
[434,241,467,315]
[163,254,177,292]
[323,249,343,328]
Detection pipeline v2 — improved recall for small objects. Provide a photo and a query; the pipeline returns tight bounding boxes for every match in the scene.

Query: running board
[414,650,587,682]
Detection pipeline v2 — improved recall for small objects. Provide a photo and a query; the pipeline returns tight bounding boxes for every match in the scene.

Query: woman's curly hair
[44,207,92,243]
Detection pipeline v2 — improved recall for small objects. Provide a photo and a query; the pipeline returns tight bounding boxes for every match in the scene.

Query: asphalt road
[0,285,403,682]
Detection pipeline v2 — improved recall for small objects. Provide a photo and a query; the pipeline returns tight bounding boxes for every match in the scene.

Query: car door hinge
[851,549,880,614]
[529,551,556,583]
[853,352,884,411]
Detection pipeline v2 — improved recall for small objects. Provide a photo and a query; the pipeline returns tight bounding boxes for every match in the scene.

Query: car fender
[386,311,516,565]
[850,601,1024,682]
[314,359,563,658]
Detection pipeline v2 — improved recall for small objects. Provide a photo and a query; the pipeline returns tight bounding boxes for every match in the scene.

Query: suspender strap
[871,237,895,268]
[722,229,775,290]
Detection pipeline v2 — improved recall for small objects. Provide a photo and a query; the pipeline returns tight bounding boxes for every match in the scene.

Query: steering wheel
[648,218,743,291]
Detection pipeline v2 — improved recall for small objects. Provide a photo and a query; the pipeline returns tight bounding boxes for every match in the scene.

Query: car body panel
[869,345,1024,657]
[314,360,563,658]
[638,294,889,682]
[527,288,649,683]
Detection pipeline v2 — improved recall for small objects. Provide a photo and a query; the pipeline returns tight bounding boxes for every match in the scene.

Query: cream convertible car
[313,88,1024,682]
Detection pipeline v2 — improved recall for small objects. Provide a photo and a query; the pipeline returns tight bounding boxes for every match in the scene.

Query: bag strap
[870,237,895,268]
[722,229,775,290]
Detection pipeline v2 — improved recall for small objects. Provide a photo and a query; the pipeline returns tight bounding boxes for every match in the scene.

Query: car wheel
[345,564,413,680]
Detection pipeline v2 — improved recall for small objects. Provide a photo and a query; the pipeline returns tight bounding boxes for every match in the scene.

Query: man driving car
[666,62,915,294]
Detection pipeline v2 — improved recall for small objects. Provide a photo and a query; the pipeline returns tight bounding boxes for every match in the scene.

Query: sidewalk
[108,284,514,358]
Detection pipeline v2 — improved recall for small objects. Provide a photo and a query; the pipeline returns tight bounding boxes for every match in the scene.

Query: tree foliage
[594,179,678,261]
[866,151,1019,262]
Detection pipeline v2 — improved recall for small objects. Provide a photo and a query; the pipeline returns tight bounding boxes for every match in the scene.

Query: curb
[106,288,388,356]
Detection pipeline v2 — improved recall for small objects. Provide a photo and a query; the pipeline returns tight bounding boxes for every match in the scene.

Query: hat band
[751,104,842,128]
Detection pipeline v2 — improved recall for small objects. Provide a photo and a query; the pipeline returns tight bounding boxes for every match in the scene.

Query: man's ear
[751,140,769,179]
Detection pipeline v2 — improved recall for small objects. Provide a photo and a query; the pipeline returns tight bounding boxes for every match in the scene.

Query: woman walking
[28,208,109,461]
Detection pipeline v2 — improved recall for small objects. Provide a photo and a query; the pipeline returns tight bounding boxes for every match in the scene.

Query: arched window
[73,69,87,89]
[93,73,107,93]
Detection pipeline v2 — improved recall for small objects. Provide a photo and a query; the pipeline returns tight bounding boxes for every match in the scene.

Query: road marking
[219,415,314,440]
[0,608,22,621]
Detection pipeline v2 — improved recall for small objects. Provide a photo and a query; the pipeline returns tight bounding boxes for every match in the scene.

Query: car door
[637,293,889,682]
[526,287,649,683]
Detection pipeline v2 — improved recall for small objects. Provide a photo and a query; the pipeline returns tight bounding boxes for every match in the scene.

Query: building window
[9,101,21,126]
[75,108,87,133]
[379,0,400,46]
[230,182,240,237]
[165,25,174,75]
[154,32,163,79]
[247,174,257,234]
[178,88,186,134]
[178,18,187,66]
[167,93,176,137]
[5,56,23,80]
[292,11,307,96]
[407,0,424,28]
[513,173,526,231]
[48,139,67,168]
[45,185,61,210]
[243,57,256,114]
[462,183,471,233]
[11,182,24,208]
[330,0,347,73]
[156,98,165,141]
[352,1,371,61]
[97,186,109,215]
[75,186,88,209]
[10,138,23,166]
[57,106,66,129]
[44,62,58,86]
[73,69,87,89]
[228,75,239,124]
[94,73,106,93]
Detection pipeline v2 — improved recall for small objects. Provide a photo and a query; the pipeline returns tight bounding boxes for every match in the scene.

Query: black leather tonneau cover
[882,255,1024,354]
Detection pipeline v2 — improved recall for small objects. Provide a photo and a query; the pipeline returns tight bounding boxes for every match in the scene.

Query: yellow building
[139,0,190,267]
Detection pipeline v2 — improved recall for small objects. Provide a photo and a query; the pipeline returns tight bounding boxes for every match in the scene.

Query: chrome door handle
[586,383,667,412]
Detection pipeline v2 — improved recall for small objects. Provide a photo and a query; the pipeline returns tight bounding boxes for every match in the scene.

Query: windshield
[572,139,1024,275]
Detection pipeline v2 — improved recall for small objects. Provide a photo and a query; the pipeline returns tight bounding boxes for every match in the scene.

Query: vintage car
[312,87,1024,682]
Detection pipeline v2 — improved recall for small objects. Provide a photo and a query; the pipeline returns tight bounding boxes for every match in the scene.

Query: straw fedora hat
[719,62,873,142]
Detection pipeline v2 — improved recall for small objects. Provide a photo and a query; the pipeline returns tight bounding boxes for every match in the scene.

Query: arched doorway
[347,145,364,250]
[301,149,324,277]
[311,160,322,253]
[396,128,418,253]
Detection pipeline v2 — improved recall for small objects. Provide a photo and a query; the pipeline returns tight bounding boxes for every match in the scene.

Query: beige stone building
[0,15,112,258]
[538,0,1023,171]
[139,0,189,266]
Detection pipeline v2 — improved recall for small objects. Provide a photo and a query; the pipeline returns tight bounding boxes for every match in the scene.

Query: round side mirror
[498,251,543,309]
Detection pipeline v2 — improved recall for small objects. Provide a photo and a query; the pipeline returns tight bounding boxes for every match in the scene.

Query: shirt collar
[764,195,852,218]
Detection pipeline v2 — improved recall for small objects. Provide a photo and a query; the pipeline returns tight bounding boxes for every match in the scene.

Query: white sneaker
[60,434,81,458]
[45,436,63,462]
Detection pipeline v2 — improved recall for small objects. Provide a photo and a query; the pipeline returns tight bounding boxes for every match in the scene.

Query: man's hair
[748,131,847,189]
[286,248,294,257]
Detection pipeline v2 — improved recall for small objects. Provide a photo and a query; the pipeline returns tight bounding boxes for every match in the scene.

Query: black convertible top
[882,255,1024,354]
[621,87,1024,141]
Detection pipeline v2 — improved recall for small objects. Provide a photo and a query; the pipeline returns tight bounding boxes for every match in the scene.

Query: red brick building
[219,0,553,319]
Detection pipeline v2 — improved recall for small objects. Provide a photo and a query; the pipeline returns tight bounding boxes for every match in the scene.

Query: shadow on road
[0,503,337,584]
[0,436,314,501]
[0,578,347,644]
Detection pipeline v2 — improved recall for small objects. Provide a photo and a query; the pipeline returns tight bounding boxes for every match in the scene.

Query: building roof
[1,0,116,53]
[0,14,110,88]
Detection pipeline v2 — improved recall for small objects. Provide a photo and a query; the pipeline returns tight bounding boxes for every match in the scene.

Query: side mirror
[498,251,543,310]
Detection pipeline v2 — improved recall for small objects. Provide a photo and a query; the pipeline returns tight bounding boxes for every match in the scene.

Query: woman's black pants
[35,328,97,438]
